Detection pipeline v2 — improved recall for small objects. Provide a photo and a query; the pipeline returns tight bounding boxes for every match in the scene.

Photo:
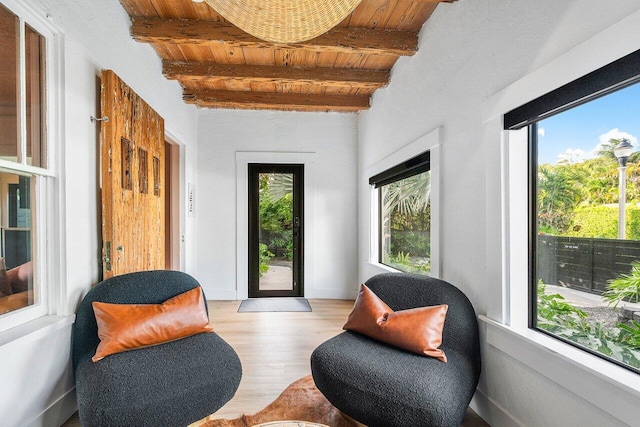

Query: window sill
[480,315,640,426]
[365,262,400,274]
[0,314,75,359]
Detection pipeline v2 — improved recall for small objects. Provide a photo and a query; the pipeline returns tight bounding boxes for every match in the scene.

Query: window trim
[366,128,441,278]
[504,48,640,130]
[369,151,430,188]
[0,0,62,332]
[506,44,640,372]
[477,6,640,423]
[373,154,431,271]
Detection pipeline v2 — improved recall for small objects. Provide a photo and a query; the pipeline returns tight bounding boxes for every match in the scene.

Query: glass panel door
[248,164,303,298]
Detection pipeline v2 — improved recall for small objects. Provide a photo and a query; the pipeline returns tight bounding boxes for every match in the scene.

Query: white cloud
[538,127,545,137]
[557,148,586,165]
[589,128,638,158]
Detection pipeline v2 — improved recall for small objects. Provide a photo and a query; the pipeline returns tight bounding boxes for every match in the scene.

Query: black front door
[248,164,304,298]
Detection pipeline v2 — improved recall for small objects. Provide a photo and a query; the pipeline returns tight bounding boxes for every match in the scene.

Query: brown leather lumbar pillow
[92,286,214,362]
[343,284,448,362]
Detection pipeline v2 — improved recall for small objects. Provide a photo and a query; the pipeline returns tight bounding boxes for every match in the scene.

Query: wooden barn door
[100,70,165,278]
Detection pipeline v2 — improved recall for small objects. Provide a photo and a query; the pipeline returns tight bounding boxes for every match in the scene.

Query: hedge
[568,205,640,240]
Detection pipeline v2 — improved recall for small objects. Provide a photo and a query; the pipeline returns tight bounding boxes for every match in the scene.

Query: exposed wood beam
[163,61,390,90]
[183,89,370,112]
[131,17,418,56]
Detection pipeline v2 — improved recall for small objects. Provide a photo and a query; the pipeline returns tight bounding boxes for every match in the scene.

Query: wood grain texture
[116,0,459,111]
[203,299,356,420]
[101,70,165,278]
[163,61,390,89]
[131,17,419,57]
[184,89,370,112]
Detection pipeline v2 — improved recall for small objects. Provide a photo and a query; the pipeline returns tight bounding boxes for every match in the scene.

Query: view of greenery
[381,171,431,274]
[538,138,640,237]
[536,138,640,369]
[537,282,640,369]
[258,173,293,275]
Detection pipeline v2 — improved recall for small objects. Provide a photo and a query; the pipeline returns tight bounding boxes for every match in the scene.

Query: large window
[506,49,640,373]
[0,1,52,327]
[370,151,431,275]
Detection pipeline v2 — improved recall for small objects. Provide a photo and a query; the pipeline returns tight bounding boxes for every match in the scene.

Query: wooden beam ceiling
[163,61,390,90]
[131,17,419,57]
[183,89,370,112]
[119,0,456,112]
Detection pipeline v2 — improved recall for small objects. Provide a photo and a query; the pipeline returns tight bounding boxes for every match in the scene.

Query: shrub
[604,261,640,307]
[390,230,430,258]
[383,251,431,275]
[537,282,589,332]
[259,243,274,276]
[568,205,640,240]
[537,282,640,368]
[619,321,640,349]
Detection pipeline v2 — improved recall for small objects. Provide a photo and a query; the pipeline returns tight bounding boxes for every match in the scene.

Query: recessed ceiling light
[192,0,205,3]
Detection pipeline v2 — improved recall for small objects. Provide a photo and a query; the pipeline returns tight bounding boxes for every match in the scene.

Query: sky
[537,82,640,165]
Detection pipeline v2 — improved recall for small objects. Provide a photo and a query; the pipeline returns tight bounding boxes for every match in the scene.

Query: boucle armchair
[72,270,242,427]
[311,273,481,427]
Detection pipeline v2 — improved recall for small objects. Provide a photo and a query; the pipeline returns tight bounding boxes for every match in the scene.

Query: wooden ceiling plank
[163,61,390,89]
[150,43,176,60]
[118,0,159,17]
[348,0,397,28]
[241,47,276,67]
[389,1,439,31]
[333,52,371,70]
[131,17,419,57]
[177,44,201,61]
[315,52,335,69]
[225,46,247,64]
[183,89,370,111]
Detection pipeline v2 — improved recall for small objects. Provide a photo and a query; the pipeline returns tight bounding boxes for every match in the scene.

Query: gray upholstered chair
[311,273,481,427]
[72,270,242,427]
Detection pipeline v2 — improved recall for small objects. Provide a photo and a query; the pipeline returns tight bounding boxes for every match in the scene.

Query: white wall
[196,109,359,300]
[0,0,199,425]
[358,0,640,426]
[36,0,200,286]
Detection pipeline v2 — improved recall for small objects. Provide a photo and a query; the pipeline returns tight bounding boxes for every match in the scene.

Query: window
[370,151,432,275]
[505,49,640,373]
[0,1,53,327]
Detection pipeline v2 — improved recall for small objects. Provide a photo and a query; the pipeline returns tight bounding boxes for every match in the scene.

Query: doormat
[238,298,312,313]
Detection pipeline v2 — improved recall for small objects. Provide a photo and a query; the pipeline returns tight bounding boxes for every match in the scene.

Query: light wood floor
[62,299,489,426]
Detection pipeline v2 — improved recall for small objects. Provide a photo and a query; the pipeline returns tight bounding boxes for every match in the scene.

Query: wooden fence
[538,235,640,295]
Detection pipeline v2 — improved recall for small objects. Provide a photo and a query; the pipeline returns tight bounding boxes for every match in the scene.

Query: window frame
[503,47,640,374]
[477,10,640,424]
[366,128,441,278]
[370,152,431,273]
[0,0,61,333]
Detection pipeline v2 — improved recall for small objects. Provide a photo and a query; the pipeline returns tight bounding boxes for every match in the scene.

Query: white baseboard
[27,387,77,427]
[305,288,357,300]
[471,388,523,427]
[204,289,238,300]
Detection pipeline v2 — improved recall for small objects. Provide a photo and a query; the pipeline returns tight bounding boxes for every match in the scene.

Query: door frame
[248,163,304,298]
[235,152,316,300]
[164,133,184,271]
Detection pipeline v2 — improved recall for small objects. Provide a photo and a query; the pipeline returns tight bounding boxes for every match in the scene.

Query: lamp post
[614,138,634,239]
